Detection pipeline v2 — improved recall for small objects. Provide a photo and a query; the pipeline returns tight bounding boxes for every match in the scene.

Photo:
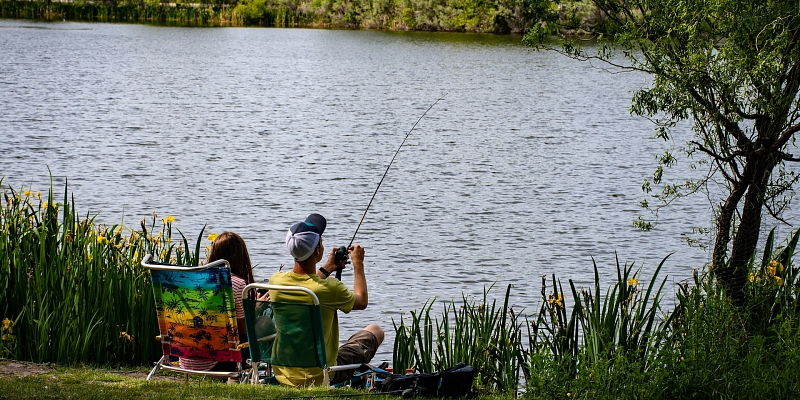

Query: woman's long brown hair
[207,231,255,285]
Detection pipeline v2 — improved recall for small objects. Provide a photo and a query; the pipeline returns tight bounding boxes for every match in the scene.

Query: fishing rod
[333,93,448,279]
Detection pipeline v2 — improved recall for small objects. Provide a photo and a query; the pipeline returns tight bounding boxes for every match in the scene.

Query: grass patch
[0,360,423,400]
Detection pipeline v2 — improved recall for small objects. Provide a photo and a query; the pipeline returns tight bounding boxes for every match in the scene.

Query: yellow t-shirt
[268,271,355,386]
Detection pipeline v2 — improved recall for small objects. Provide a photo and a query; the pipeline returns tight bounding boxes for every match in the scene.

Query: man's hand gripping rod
[333,94,448,279]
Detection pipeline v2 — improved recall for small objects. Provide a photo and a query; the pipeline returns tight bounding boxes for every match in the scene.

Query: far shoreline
[0,0,605,35]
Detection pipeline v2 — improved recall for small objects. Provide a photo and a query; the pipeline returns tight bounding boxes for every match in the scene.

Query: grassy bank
[0,0,608,33]
[0,359,432,400]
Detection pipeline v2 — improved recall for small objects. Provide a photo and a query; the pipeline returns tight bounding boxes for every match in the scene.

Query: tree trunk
[713,153,776,307]
[712,183,745,298]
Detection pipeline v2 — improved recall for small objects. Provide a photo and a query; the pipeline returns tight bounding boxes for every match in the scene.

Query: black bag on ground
[378,363,475,398]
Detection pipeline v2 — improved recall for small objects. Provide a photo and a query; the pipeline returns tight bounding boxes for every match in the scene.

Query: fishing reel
[334,245,349,279]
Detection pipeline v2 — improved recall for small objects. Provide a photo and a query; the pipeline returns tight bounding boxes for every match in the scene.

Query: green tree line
[0,0,610,33]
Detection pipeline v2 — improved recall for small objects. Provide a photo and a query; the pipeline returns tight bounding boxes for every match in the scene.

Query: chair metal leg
[323,368,330,387]
[235,362,245,384]
[251,364,259,385]
[146,355,168,381]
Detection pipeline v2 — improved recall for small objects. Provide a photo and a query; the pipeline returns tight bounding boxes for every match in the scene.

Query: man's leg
[362,324,384,344]
[332,324,384,384]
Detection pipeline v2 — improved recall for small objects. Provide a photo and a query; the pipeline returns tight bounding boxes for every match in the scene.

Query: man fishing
[268,213,384,387]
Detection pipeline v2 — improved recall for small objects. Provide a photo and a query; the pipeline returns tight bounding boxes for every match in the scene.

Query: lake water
[2,19,783,361]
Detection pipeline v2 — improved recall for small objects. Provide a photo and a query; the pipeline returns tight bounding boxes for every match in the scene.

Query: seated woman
[179,231,254,373]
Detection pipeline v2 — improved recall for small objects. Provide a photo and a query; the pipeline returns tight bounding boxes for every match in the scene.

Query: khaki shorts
[332,330,379,383]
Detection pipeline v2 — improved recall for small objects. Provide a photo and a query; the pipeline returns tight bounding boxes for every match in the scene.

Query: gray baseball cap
[285,214,327,261]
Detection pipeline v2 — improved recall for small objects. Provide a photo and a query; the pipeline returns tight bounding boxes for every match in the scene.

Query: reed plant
[0,178,204,366]
[572,256,669,367]
[528,274,580,369]
[524,229,800,398]
[392,284,527,392]
[392,256,671,395]
[524,256,669,396]
[743,228,800,333]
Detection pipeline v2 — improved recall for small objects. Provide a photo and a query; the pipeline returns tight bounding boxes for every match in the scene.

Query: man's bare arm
[350,244,368,310]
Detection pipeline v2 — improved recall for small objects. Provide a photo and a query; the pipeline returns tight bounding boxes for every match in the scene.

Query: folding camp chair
[242,283,362,387]
[141,254,249,382]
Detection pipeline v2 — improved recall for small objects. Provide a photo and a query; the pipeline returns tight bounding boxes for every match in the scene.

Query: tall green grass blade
[0,179,203,366]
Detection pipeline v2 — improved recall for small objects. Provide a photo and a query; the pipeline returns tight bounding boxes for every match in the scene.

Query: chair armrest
[328,363,363,372]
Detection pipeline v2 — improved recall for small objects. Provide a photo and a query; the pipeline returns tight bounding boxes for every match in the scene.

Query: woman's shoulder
[231,274,246,289]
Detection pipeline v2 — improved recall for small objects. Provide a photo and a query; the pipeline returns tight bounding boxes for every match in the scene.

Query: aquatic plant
[393,256,670,394]
[392,284,527,392]
[524,229,800,398]
[743,228,800,333]
[572,256,669,367]
[0,178,204,366]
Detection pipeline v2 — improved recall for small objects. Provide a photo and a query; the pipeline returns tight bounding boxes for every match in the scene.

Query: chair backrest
[143,254,242,363]
[242,284,327,369]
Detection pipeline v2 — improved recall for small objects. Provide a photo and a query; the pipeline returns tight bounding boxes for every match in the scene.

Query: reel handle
[334,245,349,279]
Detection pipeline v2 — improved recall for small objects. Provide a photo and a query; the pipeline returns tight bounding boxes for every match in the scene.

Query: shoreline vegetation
[0,0,606,34]
[4,179,800,398]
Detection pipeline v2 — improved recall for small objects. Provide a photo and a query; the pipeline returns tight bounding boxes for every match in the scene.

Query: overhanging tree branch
[686,86,752,146]
[690,141,745,163]
[765,202,792,225]
[772,123,800,151]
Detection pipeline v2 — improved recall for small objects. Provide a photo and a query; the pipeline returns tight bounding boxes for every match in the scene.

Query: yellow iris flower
[548,293,564,308]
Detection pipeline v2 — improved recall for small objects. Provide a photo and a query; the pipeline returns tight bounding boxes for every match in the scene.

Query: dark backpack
[376,363,476,398]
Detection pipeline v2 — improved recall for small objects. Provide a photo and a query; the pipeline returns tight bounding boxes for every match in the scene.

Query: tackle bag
[374,363,475,398]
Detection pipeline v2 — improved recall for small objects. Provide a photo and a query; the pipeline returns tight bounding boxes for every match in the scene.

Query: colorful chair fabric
[242,283,362,387]
[142,254,247,381]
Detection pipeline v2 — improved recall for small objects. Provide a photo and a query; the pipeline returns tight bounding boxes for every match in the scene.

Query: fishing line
[335,93,448,278]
